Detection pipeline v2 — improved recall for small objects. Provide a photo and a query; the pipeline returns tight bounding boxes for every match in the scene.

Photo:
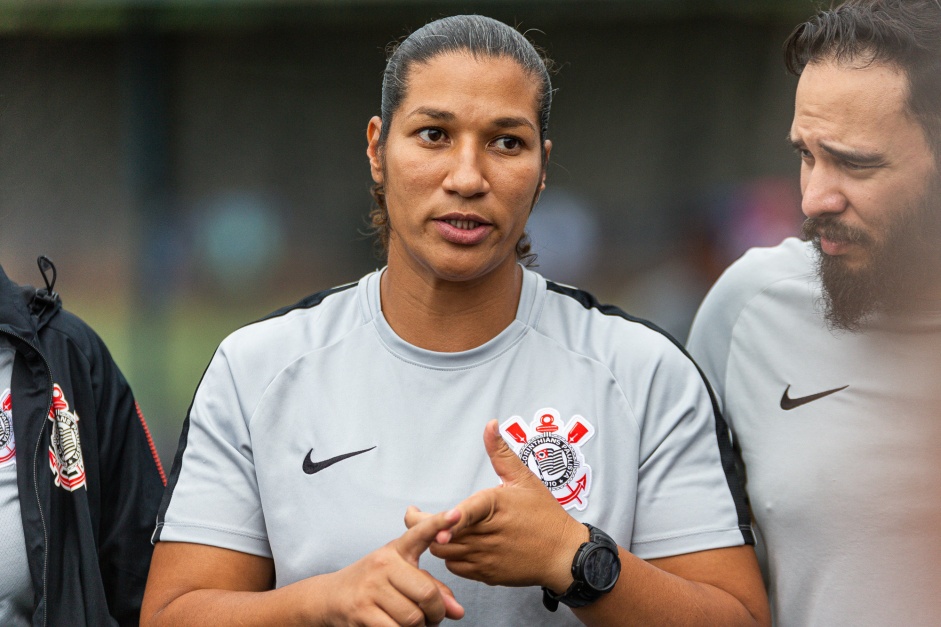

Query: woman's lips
[434,216,493,245]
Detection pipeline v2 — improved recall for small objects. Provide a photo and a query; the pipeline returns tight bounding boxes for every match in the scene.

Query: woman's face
[367,52,550,285]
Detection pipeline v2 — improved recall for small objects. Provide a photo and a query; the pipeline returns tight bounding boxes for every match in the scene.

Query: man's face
[790,59,941,330]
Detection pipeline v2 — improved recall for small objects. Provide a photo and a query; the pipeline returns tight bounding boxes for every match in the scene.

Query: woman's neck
[380,259,523,353]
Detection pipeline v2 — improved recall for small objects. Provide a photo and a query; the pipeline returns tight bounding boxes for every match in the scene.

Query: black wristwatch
[542,523,621,611]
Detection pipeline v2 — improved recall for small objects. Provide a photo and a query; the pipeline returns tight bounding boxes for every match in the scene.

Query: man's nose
[801,164,848,219]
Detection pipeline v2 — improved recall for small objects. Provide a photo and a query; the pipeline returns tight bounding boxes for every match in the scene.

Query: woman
[143,15,769,626]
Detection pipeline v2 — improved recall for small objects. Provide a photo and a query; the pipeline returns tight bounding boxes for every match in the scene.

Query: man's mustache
[801,216,872,247]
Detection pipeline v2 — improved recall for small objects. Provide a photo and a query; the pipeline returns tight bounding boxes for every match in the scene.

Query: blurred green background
[0,0,814,464]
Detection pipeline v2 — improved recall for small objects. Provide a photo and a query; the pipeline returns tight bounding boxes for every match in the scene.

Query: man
[687,1,941,625]
[0,257,166,625]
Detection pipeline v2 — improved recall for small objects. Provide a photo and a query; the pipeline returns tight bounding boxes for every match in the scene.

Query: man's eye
[843,161,875,171]
[418,128,445,142]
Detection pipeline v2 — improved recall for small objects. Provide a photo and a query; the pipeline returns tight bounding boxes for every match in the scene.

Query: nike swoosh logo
[302,446,376,475]
[780,385,848,410]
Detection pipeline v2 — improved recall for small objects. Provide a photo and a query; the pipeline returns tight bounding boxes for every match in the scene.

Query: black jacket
[0,260,165,626]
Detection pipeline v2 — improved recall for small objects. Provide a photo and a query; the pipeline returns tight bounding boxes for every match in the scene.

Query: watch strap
[542,523,621,611]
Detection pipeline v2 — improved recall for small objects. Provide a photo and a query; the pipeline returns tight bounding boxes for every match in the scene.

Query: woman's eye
[494,136,522,151]
[418,128,445,143]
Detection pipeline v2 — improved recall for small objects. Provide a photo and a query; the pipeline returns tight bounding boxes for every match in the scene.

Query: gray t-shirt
[157,267,750,625]
[0,338,33,626]
[688,238,941,626]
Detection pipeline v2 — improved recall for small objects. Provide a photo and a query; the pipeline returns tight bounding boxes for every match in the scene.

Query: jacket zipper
[1,329,53,627]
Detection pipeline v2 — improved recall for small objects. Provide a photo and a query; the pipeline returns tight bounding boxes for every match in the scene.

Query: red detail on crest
[505,421,528,445]
[556,474,588,506]
[50,384,69,415]
[567,421,589,444]
[49,449,85,489]
[0,389,14,465]
[47,384,86,491]
[535,413,559,433]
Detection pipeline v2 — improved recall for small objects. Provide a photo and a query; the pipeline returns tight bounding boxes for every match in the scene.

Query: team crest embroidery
[500,408,595,511]
[0,389,14,467]
[47,384,85,491]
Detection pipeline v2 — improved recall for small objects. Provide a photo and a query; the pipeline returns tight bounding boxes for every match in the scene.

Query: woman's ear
[366,116,384,183]
[539,139,552,193]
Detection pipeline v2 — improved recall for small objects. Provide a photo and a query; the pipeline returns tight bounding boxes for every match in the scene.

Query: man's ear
[366,116,384,184]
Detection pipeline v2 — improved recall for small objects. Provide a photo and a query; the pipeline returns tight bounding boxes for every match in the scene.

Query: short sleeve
[154,345,271,557]
[629,342,751,559]
[687,270,739,415]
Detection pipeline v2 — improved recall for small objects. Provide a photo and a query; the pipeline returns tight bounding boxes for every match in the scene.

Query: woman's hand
[404,420,586,593]
[405,421,770,627]
[143,508,465,627]
[321,507,466,626]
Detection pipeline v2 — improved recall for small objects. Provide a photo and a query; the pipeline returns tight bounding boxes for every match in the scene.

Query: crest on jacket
[48,384,85,491]
[500,408,595,511]
[0,389,14,467]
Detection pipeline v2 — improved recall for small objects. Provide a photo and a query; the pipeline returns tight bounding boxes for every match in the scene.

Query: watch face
[582,546,621,592]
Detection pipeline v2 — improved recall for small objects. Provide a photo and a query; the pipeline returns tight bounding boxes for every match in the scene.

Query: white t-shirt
[688,238,941,626]
[0,337,33,626]
[157,267,751,625]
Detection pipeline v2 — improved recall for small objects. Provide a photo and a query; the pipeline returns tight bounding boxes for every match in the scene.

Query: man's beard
[802,178,941,331]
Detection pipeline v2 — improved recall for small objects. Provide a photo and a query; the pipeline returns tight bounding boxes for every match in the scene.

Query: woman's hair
[784,0,941,162]
[368,15,554,263]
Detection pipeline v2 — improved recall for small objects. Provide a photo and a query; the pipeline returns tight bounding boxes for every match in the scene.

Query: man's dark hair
[368,15,553,262]
[784,0,941,162]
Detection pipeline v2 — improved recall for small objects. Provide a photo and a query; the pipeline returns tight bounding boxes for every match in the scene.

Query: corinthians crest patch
[48,384,85,491]
[500,408,595,511]
[0,389,14,467]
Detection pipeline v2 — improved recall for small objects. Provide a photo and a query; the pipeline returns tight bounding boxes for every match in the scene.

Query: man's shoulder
[716,238,815,298]
[688,238,817,396]
[697,238,814,322]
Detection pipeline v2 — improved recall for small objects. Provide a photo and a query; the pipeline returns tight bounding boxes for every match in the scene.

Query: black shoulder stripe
[546,281,755,545]
[155,281,359,539]
[250,281,358,326]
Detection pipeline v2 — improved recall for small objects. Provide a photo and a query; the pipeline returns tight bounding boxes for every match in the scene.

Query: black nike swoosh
[302,446,376,475]
[780,384,848,410]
